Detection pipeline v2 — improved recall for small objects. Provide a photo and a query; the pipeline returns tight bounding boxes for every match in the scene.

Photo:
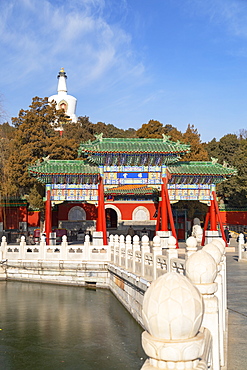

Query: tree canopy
[0,95,243,211]
[5,97,78,208]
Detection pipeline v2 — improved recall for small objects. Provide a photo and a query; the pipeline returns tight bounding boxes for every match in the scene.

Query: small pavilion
[29,135,236,245]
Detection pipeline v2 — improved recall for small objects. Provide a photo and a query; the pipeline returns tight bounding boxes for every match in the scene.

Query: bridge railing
[109,233,226,370]
[109,233,185,280]
[0,235,111,262]
[238,233,247,260]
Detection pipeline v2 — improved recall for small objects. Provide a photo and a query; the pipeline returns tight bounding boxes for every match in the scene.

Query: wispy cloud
[187,0,247,38]
[0,0,144,90]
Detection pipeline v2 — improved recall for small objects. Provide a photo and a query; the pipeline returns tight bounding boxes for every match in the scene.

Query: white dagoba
[49,68,77,123]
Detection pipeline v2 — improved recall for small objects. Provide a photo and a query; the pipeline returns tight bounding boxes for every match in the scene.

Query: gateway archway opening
[106,208,118,229]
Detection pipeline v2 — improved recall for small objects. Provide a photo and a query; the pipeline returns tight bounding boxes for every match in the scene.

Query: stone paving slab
[226,240,247,370]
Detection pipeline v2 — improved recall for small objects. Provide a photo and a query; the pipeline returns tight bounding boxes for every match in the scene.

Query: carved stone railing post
[238,233,244,260]
[186,249,220,370]
[141,272,206,370]
[61,235,68,260]
[132,235,140,274]
[109,234,115,262]
[141,235,150,278]
[186,236,197,259]
[152,235,161,280]
[40,234,46,260]
[119,235,125,268]
[1,236,7,260]
[114,235,119,265]
[166,236,178,272]
[125,235,132,270]
[83,234,90,260]
[203,243,225,368]
[212,238,227,330]
[109,234,114,247]
[19,235,26,259]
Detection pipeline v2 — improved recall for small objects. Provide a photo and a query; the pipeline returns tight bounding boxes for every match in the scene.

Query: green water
[0,282,146,369]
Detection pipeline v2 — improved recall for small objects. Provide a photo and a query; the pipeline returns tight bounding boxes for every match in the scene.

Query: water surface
[0,282,146,369]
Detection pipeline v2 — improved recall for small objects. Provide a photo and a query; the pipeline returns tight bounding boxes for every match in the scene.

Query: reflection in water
[0,282,146,369]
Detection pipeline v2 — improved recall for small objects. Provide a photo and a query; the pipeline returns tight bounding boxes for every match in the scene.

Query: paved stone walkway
[226,241,247,370]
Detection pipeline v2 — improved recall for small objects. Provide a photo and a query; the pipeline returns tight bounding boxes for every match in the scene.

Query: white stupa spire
[48,68,77,123]
[57,68,67,93]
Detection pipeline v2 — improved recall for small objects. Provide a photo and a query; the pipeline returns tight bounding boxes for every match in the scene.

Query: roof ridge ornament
[223,161,228,168]
[211,157,218,165]
[94,133,103,142]
[162,134,171,142]
[42,155,50,163]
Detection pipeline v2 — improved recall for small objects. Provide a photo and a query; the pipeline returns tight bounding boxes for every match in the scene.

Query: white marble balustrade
[1,235,111,262]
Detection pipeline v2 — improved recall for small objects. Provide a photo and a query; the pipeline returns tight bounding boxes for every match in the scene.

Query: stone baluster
[109,234,114,247]
[125,235,132,270]
[114,235,119,265]
[119,235,125,268]
[109,234,114,262]
[141,235,150,278]
[40,234,46,260]
[19,235,26,259]
[141,272,206,370]
[186,236,198,259]
[152,235,162,280]
[212,238,227,330]
[166,236,178,272]
[238,233,244,260]
[141,235,150,250]
[132,235,140,274]
[203,243,225,368]
[61,235,68,260]
[186,249,220,370]
[1,236,7,260]
[84,234,90,247]
[133,235,150,275]
[84,234,90,260]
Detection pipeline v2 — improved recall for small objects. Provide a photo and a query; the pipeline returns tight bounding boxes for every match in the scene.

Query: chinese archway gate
[29,135,236,246]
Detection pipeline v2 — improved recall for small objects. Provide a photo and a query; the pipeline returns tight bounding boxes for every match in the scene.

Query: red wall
[58,203,97,221]
[28,210,40,227]
[219,211,247,225]
[106,202,158,220]
[0,206,28,229]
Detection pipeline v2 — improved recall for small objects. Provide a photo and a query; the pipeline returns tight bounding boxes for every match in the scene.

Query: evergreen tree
[63,116,94,144]
[206,134,247,207]
[7,97,76,207]
[136,120,165,138]
[181,124,209,161]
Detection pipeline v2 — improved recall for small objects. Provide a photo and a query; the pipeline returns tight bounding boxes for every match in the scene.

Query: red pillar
[212,191,227,247]
[45,189,52,245]
[163,178,178,247]
[161,180,168,231]
[156,202,161,232]
[96,176,108,245]
[201,210,210,246]
[96,179,102,232]
[210,199,217,231]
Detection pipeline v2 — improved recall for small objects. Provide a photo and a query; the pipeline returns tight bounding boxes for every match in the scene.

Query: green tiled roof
[0,199,28,207]
[105,185,158,195]
[29,160,100,184]
[29,160,100,175]
[168,161,237,176]
[78,137,190,155]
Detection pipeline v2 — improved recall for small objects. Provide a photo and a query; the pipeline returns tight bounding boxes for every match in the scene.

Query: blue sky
[1,0,247,142]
